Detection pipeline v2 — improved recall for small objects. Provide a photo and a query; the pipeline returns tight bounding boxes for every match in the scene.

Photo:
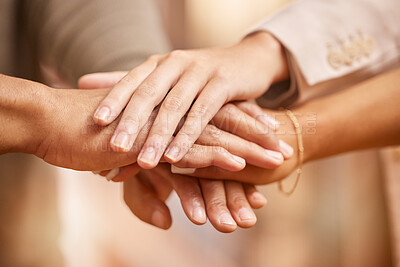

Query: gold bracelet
[278,109,304,196]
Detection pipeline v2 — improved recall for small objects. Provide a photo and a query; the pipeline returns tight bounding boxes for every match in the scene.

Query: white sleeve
[252,0,400,108]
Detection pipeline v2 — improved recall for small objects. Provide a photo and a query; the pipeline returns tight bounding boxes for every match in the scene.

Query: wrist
[240,31,289,85]
[273,108,319,164]
[0,75,52,154]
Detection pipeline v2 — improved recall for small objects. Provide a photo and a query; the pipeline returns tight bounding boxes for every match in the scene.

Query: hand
[123,164,267,233]
[32,88,140,171]
[0,74,140,171]
[169,108,300,185]
[80,31,289,169]
[80,72,293,174]
[95,100,294,182]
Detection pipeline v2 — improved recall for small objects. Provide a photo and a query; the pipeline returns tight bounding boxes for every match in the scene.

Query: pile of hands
[36,32,300,233]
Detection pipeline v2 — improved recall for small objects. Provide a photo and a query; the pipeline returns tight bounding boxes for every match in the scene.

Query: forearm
[0,75,48,154]
[295,68,400,162]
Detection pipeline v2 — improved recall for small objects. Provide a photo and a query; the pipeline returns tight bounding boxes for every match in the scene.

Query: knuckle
[213,67,229,79]
[221,103,237,115]
[191,103,209,117]
[136,81,157,98]
[162,95,185,112]
[207,198,227,211]
[231,194,247,207]
[148,54,161,62]
[204,125,222,139]
[168,50,187,60]
[120,73,136,86]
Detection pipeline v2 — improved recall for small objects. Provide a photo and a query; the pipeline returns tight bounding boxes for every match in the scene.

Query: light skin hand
[81,31,289,170]
[79,71,293,174]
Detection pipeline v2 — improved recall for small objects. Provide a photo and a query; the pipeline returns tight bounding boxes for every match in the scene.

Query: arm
[299,67,400,161]
[0,75,48,154]
[0,74,143,170]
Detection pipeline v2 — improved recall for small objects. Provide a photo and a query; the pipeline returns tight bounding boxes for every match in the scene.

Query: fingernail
[151,210,167,229]
[265,150,284,165]
[94,106,111,123]
[238,208,256,222]
[230,155,246,168]
[111,132,131,152]
[138,146,157,166]
[279,140,294,158]
[218,213,236,226]
[192,207,206,224]
[105,168,120,181]
[92,171,102,175]
[171,165,196,174]
[165,146,180,162]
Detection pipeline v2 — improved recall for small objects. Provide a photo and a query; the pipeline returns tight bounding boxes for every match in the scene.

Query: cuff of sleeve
[256,48,299,109]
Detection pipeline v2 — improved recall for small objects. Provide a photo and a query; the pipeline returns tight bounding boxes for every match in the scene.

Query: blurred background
[3,0,393,266]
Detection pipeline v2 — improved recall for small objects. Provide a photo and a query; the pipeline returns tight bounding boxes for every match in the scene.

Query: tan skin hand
[0,74,268,233]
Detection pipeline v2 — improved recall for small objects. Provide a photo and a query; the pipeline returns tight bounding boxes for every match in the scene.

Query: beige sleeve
[21,0,170,85]
[252,0,400,108]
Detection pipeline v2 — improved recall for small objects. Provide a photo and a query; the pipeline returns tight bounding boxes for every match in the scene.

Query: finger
[112,164,141,182]
[123,172,172,230]
[93,56,160,126]
[141,170,173,202]
[199,179,237,233]
[78,71,127,89]
[137,70,208,169]
[173,165,273,185]
[94,169,120,181]
[224,181,257,228]
[165,79,228,163]
[232,102,294,159]
[243,184,267,209]
[197,124,283,169]
[213,103,293,160]
[110,56,184,152]
[234,101,279,130]
[171,144,245,171]
[152,165,207,225]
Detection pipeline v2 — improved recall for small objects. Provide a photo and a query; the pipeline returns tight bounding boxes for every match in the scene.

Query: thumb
[78,71,128,89]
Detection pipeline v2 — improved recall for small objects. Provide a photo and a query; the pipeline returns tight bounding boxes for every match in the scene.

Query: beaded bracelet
[278,109,304,196]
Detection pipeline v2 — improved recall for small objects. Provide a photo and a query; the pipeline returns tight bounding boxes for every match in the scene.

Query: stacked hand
[84,31,290,169]
[79,69,295,233]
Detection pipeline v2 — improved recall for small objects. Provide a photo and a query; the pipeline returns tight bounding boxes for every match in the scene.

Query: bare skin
[103,67,400,231]
[0,74,277,233]
[85,31,290,168]
[180,67,400,184]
